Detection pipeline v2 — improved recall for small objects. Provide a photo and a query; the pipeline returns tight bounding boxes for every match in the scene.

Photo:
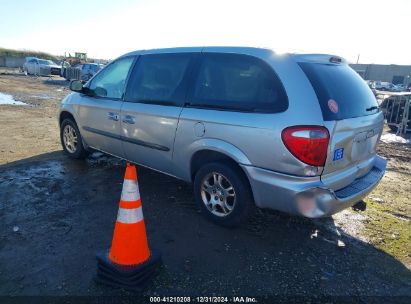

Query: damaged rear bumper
[241,155,387,218]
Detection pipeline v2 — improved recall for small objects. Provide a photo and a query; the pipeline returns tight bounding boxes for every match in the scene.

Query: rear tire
[60,118,88,159]
[193,161,254,227]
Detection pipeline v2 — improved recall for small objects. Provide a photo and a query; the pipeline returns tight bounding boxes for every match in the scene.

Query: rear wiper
[366,106,378,112]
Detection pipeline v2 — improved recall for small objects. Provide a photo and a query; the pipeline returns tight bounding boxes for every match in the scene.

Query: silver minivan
[59,47,386,226]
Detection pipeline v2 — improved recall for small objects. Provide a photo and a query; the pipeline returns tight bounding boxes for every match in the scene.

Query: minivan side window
[125,53,193,106]
[190,53,288,113]
[88,56,134,99]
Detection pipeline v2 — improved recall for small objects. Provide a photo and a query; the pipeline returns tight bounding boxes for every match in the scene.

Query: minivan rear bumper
[241,155,387,218]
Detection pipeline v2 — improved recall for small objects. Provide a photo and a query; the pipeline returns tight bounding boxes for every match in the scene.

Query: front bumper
[241,155,387,218]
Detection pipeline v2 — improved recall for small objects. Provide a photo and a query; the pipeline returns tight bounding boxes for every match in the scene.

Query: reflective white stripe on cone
[117,207,144,224]
[121,179,140,202]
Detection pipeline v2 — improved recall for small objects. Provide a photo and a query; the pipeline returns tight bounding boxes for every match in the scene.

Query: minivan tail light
[281,126,329,167]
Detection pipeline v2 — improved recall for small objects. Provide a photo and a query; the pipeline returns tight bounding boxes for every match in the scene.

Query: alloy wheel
[63,124,78,154]
[200,172,236,217]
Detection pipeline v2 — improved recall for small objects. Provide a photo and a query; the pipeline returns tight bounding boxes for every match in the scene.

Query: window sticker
[333,148,344,161]
[328,99,339,113]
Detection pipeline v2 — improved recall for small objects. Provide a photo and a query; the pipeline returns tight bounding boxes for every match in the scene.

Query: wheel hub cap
[63,125,78,154]
[200,172,236,217]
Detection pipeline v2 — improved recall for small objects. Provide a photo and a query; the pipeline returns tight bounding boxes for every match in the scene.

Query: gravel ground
[0,74,410,301]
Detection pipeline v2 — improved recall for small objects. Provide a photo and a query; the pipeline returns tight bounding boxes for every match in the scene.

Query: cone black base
[95,249,162,291]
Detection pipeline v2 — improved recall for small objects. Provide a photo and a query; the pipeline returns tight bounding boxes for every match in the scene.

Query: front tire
[193,162,254,227]
[60,118,87,159]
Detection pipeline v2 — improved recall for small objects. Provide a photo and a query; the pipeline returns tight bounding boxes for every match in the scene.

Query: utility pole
[356,54,360,64]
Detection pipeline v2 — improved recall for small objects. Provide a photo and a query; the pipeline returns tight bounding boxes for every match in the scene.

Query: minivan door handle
[122,115,136,124]
[107,112,119,121]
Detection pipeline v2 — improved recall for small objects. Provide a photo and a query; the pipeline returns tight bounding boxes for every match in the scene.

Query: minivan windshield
[299,62,379,121]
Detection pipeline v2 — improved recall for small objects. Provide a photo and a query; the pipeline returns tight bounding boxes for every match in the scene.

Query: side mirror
[70,80,84,92]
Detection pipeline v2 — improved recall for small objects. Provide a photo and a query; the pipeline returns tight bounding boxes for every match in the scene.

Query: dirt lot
[0,74,410,301]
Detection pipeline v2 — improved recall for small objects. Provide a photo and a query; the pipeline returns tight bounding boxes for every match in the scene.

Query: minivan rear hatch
[297,56,383,189]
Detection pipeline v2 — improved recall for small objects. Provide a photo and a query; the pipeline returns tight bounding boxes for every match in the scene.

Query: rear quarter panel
[173,48,326,181]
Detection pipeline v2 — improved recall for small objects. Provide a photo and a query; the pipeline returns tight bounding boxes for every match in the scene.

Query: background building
[350,63,411,84]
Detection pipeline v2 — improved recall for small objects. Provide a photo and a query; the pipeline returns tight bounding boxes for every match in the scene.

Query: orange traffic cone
[95,163,162,290]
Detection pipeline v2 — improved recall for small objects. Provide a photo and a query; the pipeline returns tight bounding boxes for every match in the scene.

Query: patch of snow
[311,209,368,245]
[87,151,122,167]
[331,209,368,243]
[29,94,53,100]
[380,133,409,144]
[368,196,384,203]
[0,92,27,105]
[90,152,104,159]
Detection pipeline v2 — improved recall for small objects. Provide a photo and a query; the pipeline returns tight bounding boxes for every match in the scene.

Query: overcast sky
[1,0,410,64]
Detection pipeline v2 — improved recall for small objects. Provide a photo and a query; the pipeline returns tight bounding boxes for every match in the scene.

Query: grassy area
[363,197,411,266]
[0,47,59,61]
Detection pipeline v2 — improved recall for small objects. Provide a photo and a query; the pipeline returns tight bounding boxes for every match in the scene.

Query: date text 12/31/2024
[149,296,258,303]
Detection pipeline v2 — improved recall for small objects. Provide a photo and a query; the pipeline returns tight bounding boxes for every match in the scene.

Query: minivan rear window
[298,62,379,121]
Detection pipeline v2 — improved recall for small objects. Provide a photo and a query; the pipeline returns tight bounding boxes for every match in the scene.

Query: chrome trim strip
[82,126,170,152]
